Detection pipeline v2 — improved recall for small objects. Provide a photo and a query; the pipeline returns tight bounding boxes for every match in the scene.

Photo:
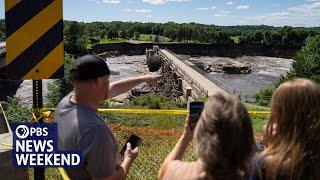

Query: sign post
[33,80,44,180]
[5,0,64,179]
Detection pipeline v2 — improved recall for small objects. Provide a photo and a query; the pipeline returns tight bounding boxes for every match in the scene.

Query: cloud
[142,0,165,4]
[147,15,153,18]
[142,0,190,4]
[102,0,120,4]
[214,13,227,17]
[135,9,152,13]
[124,8,131,12]
[247,2,320,26]
[218,10,230,14]
[88,0,101,4]
[211,6,216,9]
[236,5,250,9]
[214,10,230,17]
[167,0,190,1]
[226,1,234,5]
[196,7,209,10]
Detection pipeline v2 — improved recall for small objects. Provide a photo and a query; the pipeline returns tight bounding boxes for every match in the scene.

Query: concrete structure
[146,46,227,101]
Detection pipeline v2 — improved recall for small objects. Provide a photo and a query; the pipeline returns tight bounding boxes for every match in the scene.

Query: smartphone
[120,135,141,155]
[189,102,204,130]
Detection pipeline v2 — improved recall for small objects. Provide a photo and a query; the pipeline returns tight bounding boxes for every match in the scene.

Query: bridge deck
[160,49,226,96]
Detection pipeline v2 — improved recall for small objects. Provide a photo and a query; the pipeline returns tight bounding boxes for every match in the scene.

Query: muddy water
[15,55,149,105]
[186,56,293,99]
[15,55,292,105]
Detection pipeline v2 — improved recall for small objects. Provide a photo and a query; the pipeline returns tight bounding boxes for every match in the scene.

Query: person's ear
[97,77,104,88]
[92,78,100,89]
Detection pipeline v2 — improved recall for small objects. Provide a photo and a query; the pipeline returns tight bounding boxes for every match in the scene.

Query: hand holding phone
[120,135,141,156]
[189,102,204,130]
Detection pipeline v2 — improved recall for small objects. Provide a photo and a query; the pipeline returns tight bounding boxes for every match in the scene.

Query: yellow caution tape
[0,142,13,148]
[58,168,70,180]
[99,108,189,115]
[44,108,269,116]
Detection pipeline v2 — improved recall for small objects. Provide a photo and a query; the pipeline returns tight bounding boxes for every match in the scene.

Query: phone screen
[120,135,141,155]
[189,102,204,129]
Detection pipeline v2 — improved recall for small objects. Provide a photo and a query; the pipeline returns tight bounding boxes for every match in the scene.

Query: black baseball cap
[70,54,119,81]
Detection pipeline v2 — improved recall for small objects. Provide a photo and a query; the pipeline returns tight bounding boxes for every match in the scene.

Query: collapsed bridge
[146,46,228,102]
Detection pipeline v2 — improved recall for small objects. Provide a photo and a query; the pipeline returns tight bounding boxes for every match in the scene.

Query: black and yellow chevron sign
[5,0,64,80]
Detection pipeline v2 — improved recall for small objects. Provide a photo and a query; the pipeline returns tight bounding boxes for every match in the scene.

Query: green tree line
[0,19,319,55]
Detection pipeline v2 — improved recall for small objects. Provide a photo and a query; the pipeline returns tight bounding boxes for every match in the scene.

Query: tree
[292,35,320,83]
[163,26,177,41]
[154,35,160,43]
[253,30,264,44]
[0,31,4,41]
[119,30,128,40]
[177,25,186,42]
[100,30,106,39]
[64,21,86,55]
[127,28,134,39]
[107,27,118,39]
[134,31,140,40]
[47,54,75,107]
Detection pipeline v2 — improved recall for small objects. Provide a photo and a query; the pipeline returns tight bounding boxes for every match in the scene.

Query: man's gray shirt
[54,92,119,179]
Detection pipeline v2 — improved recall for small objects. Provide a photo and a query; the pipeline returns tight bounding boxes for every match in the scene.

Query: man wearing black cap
[54,54,160,180]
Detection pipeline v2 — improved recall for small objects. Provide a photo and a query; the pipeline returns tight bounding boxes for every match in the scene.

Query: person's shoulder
[55,92,74,111]
[164,161,203,179]
[82,124,111,140]
[168,160,194,168]
[168,160,202,174]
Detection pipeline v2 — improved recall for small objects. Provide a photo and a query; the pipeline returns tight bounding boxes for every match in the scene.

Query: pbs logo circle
[15,125,29,139]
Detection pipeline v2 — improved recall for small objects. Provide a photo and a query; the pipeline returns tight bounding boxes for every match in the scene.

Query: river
[185,55,293,100]
[15,55,292,105]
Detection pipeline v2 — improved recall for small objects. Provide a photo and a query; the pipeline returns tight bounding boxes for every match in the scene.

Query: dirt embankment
[91,42,300,59]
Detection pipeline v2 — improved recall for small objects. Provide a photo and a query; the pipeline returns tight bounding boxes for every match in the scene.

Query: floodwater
[15,55,149,105]
[15,55,292,104]
[186,55,293,99]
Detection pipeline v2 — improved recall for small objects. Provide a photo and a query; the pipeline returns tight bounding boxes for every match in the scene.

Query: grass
[231,36,240,44]
[139,34,153,41]
[86,38,124,48]
[138,34,171,42]
[29,129,196,180]
[28,114,266,179]
[27,113,266,179]
[103,113,186,131]
[20,93,267,179]
[100,38,124,44]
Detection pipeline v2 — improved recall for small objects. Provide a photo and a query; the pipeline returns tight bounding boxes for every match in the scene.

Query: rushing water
[15,55,149,105]
[185,55,293,100]
[15,55,292,104]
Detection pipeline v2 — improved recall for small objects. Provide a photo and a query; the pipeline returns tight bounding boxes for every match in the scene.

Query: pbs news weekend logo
[12,123,82,168]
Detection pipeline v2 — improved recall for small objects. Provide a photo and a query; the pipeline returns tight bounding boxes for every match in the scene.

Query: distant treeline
[0,19,319,55]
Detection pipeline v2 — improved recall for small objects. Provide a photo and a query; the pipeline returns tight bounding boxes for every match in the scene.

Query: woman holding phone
[158,93,256,180]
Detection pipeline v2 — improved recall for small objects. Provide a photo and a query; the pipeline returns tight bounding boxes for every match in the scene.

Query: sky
[1,0,320,27]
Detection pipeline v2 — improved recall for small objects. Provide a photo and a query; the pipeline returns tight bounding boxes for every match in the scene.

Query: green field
[138,34,171,42]
[86,34,173,49]
[87,38,124,48]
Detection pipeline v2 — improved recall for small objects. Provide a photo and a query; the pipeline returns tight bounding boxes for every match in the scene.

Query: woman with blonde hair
[251,78,320,180]
[158,93,256,180]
